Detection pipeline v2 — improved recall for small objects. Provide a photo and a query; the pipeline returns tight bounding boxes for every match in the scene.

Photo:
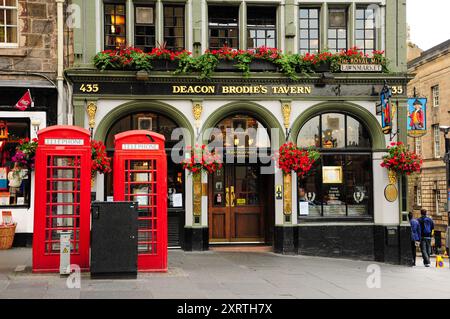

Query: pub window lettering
[0,0,18,46]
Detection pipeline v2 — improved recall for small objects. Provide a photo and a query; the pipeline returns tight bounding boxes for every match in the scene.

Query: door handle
[230,186,235,207]
[226,187,230,207]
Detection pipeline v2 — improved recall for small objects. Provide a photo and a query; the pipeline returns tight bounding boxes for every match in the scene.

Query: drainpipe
[56,0,66,124]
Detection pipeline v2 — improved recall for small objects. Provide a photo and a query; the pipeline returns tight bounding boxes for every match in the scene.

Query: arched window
[208,114,271,149]
[296,113,373,219]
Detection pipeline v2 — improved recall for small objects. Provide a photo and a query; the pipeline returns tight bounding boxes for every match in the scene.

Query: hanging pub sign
[380,84,393,134]
[407,98,427,138]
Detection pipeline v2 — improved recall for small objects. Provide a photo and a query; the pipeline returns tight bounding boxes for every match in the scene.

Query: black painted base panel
[12,233,33,248]
[182,227,209,251]
[274,224,413,266]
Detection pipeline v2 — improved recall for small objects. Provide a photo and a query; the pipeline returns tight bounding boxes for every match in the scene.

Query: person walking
[409,212,421,266]
[418,209,435,267]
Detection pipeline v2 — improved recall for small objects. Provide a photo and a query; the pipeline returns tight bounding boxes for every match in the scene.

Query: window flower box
[215,59,237,72]
[249,58,278,72]
[151,59,179,71]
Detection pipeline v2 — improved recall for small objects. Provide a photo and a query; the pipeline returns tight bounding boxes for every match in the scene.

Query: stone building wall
[0,0,72,80]
[407,40,450,251]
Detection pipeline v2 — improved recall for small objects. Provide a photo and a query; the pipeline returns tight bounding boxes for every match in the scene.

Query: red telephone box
[32,126,91,273]
[114,130,167,272]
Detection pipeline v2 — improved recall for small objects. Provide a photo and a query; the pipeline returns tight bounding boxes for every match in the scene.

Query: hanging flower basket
[182,145,223,175]
[91,140,112,178]
[380,142,422,176]
[276,142,320,178]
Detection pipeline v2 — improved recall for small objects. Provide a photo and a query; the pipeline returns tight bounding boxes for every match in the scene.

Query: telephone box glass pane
[45,156,81,254]
[125,159,158,255]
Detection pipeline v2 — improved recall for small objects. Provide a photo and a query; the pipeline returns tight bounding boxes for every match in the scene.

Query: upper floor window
[433,124,441,158]
[247,6,277,49]
[104,3,126,50]
[327,8,347,53]
[134,5,155,52]
[415,137,422,155]
[208,6,239,50]
[355,7,376,55]
[432,85,440,108]
[164,5,185,51]
[299,8,320,54]
[0,0,18,46]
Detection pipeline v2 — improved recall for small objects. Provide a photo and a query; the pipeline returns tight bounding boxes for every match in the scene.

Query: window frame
[296,112,374,221]
[433,124,441,158]
[299,7,321,54]
[432,85,440,108]
[163,4,185,51]
[208,5,240,50]
[246,5,277,49]
[0,0,19,48]
[355,6,376,55]
[134,4,156,52]
[0,117,32,209]
[327,7,348,53]
[103,2,127,51]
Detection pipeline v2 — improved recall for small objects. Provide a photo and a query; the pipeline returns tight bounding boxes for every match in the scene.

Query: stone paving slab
[0,248,450,299]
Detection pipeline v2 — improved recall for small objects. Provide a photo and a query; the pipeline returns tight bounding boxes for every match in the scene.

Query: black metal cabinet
[91,202,138,278]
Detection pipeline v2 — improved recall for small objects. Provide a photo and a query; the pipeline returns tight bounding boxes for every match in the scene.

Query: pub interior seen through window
[296,113,373,219]
[0,118,31,207]
[208,5,239,50]
[104,112,185,209]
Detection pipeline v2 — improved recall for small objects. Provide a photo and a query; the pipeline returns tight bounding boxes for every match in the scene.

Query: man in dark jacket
[418,209,435,267]
[409,212,421,266]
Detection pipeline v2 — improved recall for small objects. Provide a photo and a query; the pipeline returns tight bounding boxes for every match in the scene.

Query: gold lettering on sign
[173,86,215,94]
[172,85,312,95]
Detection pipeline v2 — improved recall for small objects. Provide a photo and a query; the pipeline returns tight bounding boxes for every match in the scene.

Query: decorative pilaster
[192,101,203,133]
[86,102,97,137]
[281,102,291,131]
[283,172,292,222]
[192,172,202,224]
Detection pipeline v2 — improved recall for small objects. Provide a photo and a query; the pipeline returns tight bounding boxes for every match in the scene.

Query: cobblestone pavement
[0,248,449,299]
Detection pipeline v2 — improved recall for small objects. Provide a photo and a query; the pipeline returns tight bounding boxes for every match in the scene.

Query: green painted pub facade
[65,0,412,264]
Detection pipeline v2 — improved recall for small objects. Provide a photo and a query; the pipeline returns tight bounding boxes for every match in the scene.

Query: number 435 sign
[79,84,99,93]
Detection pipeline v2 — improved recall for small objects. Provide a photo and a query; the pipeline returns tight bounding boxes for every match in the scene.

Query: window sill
[298,216,374,223]
[0,205,30,210]
[0,47,27,57]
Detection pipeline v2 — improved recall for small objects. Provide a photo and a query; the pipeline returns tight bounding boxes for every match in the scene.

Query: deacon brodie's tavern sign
[71,77,406,98]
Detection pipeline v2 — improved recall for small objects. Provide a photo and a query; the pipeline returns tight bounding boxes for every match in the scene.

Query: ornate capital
[281,102,291,130]
[192,102,203,129]
[86,102,98,129]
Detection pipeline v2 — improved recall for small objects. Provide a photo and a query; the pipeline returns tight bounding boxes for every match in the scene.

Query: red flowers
[149,47,191,61]
[182,145,223,175]
[381,142,422,176]
[277,142,320,178]
[91,140,112,178]
[13,137,38,169]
